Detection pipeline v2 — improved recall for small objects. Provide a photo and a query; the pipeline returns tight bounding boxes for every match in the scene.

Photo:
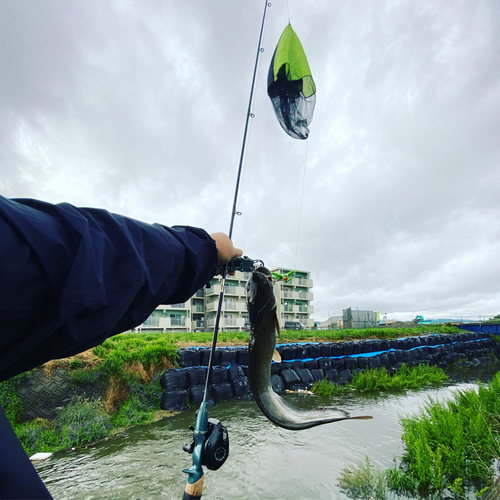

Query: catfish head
[246,266,275,324]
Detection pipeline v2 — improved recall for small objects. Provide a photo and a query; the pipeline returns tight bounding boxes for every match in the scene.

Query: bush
[15,419,60,454]
[388,373,500,497]
[58,397,111,448]
[0,372,31,422]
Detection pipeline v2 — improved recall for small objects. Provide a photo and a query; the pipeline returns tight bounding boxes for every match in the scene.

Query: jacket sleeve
[0,195,219,381]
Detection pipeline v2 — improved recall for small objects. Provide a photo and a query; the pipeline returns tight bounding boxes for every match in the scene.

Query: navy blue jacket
[0,195,219,498]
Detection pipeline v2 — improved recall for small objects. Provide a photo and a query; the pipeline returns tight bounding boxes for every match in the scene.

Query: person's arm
[0,195,240,381]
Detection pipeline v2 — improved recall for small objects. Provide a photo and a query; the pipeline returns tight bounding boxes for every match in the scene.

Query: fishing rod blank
[182,2,271,499]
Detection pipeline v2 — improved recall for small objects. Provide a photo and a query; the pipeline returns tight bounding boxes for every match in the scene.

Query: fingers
[209,232,243,265]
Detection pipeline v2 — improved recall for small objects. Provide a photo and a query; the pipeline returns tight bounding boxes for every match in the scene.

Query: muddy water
[36,364,500,500]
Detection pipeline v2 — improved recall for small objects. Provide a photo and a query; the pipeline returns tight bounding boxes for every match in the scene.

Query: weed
[15,419,60,454]
[311,378,348,397]
[68,358,83,370]
[388,373,500,497]
[0,372,30,422]
[338,456,388,500]
[312,364,448,397]
[58,397,111,449]
[12,398,112,454]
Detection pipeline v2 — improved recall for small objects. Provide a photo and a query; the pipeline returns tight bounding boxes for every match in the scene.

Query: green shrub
[13,398,112,454]
[311,378,348,397]
[0,372,31,423]
[388,373,500,497]
[110,393,156,428]
[68,358,83,370]
[15,419,60,454]
[58,397,111,448]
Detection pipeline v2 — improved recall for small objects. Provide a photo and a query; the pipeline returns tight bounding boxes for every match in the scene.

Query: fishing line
[229,10,270,238]
[294,137,309,268]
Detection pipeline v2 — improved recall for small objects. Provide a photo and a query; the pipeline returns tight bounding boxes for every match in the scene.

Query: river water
[36,364,500,500]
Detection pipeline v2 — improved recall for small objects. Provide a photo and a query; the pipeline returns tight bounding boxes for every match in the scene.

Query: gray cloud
[1,0,499,322]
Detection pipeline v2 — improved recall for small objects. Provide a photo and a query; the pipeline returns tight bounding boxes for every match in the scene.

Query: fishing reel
[183,417,229,471]
[226,256,264,273]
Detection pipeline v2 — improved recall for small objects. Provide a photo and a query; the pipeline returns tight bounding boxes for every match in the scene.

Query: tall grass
[278,324,462,343]
[312,364,448,397]
[388,372,500,497]
[140,324,464,346]
[94,333,178,374]
[338,456,388,500]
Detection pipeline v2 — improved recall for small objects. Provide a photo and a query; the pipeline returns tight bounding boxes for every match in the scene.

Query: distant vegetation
[138,324,466,347]
[485,314,500,323]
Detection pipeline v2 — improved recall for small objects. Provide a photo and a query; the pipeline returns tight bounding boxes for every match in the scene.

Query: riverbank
[337,369,500,499]
[0,327,498,459]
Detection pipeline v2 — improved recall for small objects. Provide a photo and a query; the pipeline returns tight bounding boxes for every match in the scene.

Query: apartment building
[272,268,314,330]
[134,268,314,332]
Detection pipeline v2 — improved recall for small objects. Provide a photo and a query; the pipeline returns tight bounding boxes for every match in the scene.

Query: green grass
[0,326,479,457]
[0,372,31,422]
[277,325,463,343]
[93,333,179,373]
[0,333,177,455]
[353,364,449,392]
[13,398,112,455]
[387,372,500,497]
[312,364,448,397]
[136,324,465,346]
[338,456,388,500]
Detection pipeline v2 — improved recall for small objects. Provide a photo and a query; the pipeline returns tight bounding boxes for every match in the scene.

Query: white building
[135,267,314,332]
[272,268,315,330]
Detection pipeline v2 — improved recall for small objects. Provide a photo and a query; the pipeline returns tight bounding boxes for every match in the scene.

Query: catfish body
[246,267,372,430]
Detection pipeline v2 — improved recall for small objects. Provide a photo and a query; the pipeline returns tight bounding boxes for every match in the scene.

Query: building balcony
[206,317,245,328]
[205,284,222,297]
[223,301,247,312]
[291,277,313,287]
[206,301,217,311]
[139,316,187,329]
[224,285,245,296]
[143,316,160,327]
[166,303,188,310]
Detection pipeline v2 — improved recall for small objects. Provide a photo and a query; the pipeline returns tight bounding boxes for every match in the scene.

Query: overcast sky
[1,0,499,322]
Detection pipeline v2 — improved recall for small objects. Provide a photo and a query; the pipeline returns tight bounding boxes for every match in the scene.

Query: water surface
[36,364,500,499]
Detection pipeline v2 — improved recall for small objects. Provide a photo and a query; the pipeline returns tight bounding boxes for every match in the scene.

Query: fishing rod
[181,2,271,499]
